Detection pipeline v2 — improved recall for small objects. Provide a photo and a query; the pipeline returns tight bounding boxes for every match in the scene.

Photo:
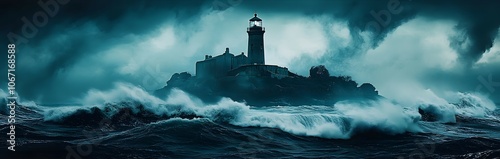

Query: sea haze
[1,0,500,158]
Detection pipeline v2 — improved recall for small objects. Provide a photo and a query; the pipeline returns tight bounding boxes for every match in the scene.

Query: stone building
[195,13,289,79]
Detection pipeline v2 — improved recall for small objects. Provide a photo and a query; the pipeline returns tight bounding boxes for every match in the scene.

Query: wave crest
[41,83,424,139]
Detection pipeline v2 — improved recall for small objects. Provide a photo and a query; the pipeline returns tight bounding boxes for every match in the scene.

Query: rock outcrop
[155,65,380,106]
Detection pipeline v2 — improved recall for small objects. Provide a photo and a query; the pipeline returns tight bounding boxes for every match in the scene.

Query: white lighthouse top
[249,13,262,27]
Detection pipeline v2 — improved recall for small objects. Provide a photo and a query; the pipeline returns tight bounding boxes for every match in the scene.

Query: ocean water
[1,83,500,159]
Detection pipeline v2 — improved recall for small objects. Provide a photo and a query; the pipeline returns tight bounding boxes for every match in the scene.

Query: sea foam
[42,83,426,139]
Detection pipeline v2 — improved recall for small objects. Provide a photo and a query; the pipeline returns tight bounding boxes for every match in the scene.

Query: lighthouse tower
[247,13,265,65]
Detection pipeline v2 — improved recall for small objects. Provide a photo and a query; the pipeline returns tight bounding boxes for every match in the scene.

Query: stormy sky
[1,0,499,105]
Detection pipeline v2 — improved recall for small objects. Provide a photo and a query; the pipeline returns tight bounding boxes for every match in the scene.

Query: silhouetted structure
[195,13,289,79]
[247,13,265,65]
[195,48,248,77]
[158,13,380,106]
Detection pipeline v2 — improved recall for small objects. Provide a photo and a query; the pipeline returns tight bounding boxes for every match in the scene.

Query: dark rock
[166,72,192,86]
[155,65,381,106]
[418,107,439,122]
[359,83,378,97]
[309,65,330,79]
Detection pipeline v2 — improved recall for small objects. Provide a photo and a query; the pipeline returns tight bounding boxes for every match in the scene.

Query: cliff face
[155,65,380,106]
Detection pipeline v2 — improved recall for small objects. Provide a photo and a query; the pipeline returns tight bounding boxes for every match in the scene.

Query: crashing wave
[416,90,498,123]
[40,83,422,139]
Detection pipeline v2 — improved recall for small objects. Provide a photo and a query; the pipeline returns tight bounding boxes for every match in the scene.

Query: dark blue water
[1,84,500,159]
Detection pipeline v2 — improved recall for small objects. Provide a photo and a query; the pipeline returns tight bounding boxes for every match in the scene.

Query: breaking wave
[9,83,496,139]
[39,83,426,139]
[414,89,498,123]
[4,84,499,158]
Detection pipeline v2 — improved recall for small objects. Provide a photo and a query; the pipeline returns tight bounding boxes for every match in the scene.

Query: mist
[1,0,499,104]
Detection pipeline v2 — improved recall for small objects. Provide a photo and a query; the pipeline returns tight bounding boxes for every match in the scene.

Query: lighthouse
[247,13,265,65]
[196,13,289,79]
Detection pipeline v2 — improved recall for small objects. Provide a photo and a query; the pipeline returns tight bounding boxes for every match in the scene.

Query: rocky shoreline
[155,65,381,106]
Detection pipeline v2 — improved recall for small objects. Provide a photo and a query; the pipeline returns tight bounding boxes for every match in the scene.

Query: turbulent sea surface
[1,83,500,159]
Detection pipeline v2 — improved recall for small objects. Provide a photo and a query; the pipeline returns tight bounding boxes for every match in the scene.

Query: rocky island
[155,14,380,106]
[155,65,379,106]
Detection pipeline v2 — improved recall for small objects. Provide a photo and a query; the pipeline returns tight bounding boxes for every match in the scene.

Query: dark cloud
[1,0,209,39]
[1,0,499,104]
[239,0,500,64]
[239,0,500,103]
[1,0,211,103]
[414,0,500,66]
